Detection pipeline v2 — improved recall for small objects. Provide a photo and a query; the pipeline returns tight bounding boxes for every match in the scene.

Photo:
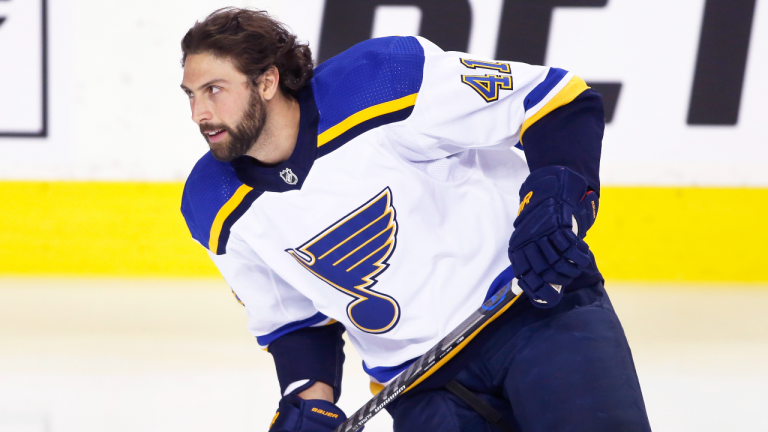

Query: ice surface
[0,279,766,432]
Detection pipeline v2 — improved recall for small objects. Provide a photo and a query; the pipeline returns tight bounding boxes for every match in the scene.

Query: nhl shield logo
[279,168,298,185]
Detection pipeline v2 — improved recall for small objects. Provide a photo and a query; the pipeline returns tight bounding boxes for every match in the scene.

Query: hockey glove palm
[508,166,599,308]
[269,395,351,432]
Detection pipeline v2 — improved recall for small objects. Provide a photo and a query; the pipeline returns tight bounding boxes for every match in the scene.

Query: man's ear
[259,66,280,101]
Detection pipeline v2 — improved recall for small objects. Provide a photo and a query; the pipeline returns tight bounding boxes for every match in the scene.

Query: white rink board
[1,279,767,432]
[0,0,766,185]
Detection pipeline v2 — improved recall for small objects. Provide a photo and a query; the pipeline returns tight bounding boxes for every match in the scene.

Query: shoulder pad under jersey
[181,152,262,255]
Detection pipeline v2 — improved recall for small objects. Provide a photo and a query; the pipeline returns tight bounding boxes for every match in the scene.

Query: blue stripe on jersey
[363,356,419,384]
[312,36,424,153]
[255,312,329,347]
[484,265,516,302]
[523,67,569,111]
[181,152,263,254]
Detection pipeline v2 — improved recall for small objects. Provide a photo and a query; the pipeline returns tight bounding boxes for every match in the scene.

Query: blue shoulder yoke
[313,36,425,156]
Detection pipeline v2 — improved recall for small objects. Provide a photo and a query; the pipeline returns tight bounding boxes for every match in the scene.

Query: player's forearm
[298,381,335,402]
[520,88,604,195]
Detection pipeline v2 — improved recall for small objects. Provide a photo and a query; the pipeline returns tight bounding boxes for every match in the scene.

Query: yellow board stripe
[1,182,768,282]
[519,76,589,144]
[317,93,418,147]
[208,184,253,254]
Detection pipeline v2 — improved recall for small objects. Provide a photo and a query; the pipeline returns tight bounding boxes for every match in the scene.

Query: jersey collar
[230,85,319,193]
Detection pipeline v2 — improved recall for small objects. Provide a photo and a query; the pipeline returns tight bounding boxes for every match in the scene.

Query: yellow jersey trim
[208,184,254,254]
[317,93,419,147]
[520,76,590,145]
[370,381,386,395]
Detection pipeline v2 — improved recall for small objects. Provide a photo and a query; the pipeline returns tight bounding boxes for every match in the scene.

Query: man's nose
[191,98,212,124]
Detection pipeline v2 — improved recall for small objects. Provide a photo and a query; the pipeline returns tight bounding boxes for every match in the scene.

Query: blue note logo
[287,188,400,333]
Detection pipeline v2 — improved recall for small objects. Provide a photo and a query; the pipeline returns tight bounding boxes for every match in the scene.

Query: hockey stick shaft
[334,280,524,432]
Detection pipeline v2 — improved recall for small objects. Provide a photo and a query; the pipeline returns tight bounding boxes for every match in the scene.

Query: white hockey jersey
[181,36,590,385]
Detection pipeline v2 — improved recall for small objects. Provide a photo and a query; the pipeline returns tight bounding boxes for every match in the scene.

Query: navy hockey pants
[386,282,652,432]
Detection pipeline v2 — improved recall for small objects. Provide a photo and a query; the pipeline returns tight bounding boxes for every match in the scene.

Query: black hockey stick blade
[334,279,524,432]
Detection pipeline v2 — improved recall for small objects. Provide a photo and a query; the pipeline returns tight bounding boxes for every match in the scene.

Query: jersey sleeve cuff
[268,322,347,403]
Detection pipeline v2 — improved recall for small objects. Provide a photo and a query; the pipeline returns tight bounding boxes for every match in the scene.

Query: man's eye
[210,86,221,95]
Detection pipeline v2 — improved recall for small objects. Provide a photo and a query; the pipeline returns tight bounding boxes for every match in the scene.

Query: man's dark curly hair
[181,8,314,97]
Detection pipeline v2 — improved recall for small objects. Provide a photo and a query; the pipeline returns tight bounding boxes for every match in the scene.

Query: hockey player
[179,8,651,432]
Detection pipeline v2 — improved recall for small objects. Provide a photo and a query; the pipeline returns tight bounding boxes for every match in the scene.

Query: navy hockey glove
[269,395,351,432]
[508,166,599,308]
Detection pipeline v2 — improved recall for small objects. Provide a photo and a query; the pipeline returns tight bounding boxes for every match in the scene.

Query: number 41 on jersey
[460,59,513,103]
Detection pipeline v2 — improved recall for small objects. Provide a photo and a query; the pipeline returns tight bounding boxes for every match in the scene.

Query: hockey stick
[334,279,524,432]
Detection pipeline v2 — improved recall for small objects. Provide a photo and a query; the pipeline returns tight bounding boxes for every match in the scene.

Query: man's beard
[201,90,267,162]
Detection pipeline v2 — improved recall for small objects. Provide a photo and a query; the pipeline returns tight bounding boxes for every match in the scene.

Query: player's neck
[246,92,301,165]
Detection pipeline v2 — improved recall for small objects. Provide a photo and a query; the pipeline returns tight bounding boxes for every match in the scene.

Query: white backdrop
[0,0,766,185]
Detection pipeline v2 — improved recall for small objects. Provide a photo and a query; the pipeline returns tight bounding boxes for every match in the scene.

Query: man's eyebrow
[180,79,229,93]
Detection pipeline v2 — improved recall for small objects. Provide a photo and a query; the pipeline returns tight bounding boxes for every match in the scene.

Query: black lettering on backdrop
[688,0,756,125]
[317,0,471,63]
[495,0,620,123]
[495,0,607,66]
[0,0,48,138]
[0,0,7,30]
[317,0,758,125]
[586,82,621,123]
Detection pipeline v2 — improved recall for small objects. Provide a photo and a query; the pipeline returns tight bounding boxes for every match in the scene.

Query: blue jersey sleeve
[269,322,347,402]
[520,88,604,195]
